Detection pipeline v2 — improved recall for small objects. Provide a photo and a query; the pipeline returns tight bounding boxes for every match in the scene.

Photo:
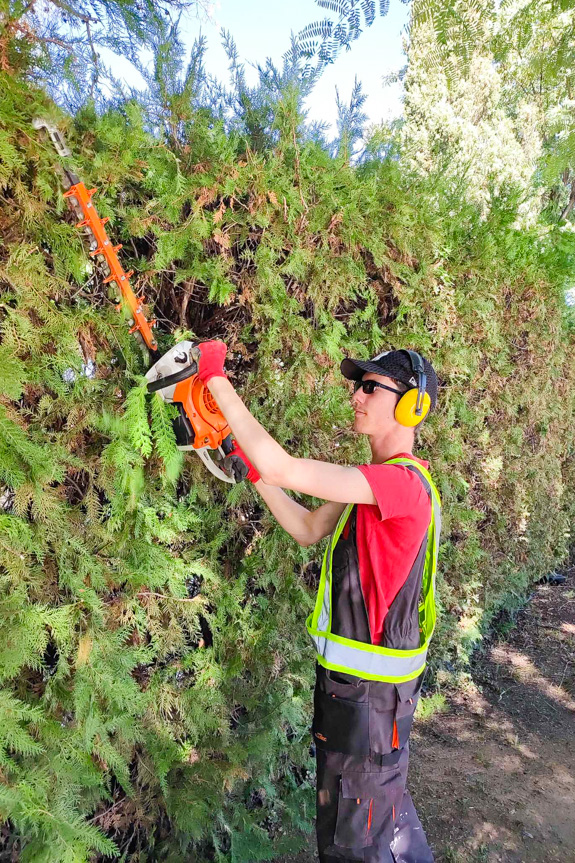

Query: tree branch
[45,0,97,25]
[560,179,575,222]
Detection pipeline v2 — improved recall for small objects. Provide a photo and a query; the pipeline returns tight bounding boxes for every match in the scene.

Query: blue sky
[112,0,410,134]
[190,0,410,132]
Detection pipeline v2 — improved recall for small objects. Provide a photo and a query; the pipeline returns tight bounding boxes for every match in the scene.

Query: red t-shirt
[350,452,432,645]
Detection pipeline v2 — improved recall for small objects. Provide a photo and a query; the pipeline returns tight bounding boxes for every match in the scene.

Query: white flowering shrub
[494,0,575,221]
[400,1,543,225]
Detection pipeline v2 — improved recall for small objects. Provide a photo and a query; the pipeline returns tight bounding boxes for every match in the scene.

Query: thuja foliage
[1,28,575,863]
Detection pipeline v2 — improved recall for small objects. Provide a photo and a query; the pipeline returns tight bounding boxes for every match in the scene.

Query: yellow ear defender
[394,350,431,427]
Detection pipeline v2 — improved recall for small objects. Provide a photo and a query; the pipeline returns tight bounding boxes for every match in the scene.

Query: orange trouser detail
[392,719,399,750]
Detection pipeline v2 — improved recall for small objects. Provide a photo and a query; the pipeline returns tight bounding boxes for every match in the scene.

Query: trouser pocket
[394,678,421,749]
[313,686,370,756]
[332,767,403,854]
[368,687,396,756]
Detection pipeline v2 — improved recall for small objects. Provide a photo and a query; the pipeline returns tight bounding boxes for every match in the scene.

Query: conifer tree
[0,0,209,110]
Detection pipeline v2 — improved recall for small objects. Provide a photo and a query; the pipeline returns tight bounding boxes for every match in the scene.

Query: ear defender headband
[394,349,431,428]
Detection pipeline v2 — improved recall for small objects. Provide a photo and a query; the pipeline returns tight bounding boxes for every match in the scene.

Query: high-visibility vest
[306,457,441,683]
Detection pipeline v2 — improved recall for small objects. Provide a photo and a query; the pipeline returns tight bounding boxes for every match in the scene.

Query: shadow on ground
[409,568,575,862]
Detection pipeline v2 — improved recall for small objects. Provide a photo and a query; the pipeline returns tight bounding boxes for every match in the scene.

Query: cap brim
[340,358,391,381]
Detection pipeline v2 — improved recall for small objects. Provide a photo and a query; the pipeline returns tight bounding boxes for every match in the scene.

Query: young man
[196,342,441,863]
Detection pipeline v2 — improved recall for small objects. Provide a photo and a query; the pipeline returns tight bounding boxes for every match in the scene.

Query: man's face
[350,373,403,435]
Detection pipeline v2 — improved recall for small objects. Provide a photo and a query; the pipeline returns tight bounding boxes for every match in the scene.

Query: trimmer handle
[146,360,198,393]
[146,343,202,394]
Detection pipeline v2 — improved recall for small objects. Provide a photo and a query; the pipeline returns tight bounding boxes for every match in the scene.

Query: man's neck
[369,431,415,465]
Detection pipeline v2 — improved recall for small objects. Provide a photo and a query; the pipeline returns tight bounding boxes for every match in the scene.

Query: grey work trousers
[315,743,433,862]
[313,664,434,863]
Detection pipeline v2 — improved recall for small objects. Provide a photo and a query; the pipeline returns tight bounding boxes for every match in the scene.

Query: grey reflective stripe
[416,471,441,558]
[433,499,441,559]
[317,580,330,632]
[402,464,441,621]
[403,464,441,552]
[310,632,428,678]
[316,548,331,633]
[316,504,353,633]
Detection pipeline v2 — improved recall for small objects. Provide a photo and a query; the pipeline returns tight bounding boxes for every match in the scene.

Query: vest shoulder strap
[384,457,441,507]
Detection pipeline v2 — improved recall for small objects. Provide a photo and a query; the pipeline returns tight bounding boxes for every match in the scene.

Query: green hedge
[1,64,574,860]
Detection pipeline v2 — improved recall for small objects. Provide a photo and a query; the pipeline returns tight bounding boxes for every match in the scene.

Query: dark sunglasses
[353,380,404,396]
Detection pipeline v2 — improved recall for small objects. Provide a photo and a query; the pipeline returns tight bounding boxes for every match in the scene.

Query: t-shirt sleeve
[356,463,429,522]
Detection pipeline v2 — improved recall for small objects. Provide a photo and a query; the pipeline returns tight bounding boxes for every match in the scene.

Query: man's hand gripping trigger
[223,444,261,484]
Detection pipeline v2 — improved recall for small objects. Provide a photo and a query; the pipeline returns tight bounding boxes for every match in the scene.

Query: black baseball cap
[340,349,438,412]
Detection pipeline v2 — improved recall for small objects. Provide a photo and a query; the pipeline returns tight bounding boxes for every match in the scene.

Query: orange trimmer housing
[145,342,236,483]
[174,374,232,451]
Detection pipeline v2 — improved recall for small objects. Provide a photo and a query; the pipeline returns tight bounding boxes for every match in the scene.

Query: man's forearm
[207,376,289,484]
[253,480,314,546]
[205,377,314,543]
[206,375,336,546]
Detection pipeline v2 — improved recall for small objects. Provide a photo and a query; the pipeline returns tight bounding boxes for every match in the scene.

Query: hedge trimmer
[34,118,236,483]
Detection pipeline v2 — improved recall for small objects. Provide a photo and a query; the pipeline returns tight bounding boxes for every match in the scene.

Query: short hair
[391,377,409,394]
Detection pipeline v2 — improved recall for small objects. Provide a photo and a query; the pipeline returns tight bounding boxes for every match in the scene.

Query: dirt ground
[285,567,575,862]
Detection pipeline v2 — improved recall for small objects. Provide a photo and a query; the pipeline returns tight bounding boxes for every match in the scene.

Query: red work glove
[195,340,228,385]
[223,443,261,484]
